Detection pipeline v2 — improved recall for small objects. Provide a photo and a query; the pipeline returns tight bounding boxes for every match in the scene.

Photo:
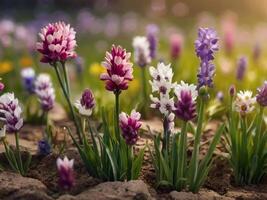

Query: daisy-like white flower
[235,90,256,115]
[75,89,95,117]
[132,36,151,67]
[149,63,175,95]
[57,156,75,190]
[0,93,23,132]
[174,81,198,101]
[150,94,174,116]
[36,21,77,63]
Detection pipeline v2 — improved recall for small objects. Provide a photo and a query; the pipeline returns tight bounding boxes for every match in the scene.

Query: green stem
[162,116,170,154]
[254,107,264,154]
[127,146,132,180]
[115,91,120,142]
[189,98,204,188]
[141,67,147,106]
[177,121,188,190]
[54,63,82,143]
[61,61,70,95]
[15,132,23,175]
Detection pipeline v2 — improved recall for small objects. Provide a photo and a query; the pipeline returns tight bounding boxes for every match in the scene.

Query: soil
[1,117,267,200]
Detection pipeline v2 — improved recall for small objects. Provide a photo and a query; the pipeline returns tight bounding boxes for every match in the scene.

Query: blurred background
[1,0,267,116]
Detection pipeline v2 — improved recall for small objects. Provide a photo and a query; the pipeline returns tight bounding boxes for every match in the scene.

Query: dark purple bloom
[38,139,51,156]
[256,81,267,107]
[174,90,197,121]
[57,157,75,190]
[236,56,247,81]
[197,61,215,88]
[229,85,236,97]
[195,28,219,61]
[119,110,142,145]
[80,89,95,109]
[146,24,158,59]
[100,45,133,93]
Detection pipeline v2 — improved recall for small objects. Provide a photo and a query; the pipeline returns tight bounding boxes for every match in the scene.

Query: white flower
[235,90,256,115]
[150,94,174,116]
[132,36,151,67]
[74,101,93,116]
[149,63,176,95]
[57,156,74,170]
[167,113,175,133]
[21,67,35,79]
[174,81,198,101]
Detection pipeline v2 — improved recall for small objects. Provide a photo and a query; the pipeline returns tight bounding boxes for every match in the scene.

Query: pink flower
[57,156,75,190]
[100,45,133,93]
[36,21,77,63]
[119,110,142,145]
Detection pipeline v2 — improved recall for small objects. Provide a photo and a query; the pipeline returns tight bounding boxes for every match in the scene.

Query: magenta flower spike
[36,21,77,63]
[100,45,133,93]
[170,34,183,60]
[75,88,95,116]
[57,156,75,190]
[119,110,142,145]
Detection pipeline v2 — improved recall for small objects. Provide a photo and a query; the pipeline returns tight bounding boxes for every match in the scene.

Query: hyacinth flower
[0,93,31,176]
[195,27,219,89]
[226,83,267,185]
[57,156,75,190]
[21,67,36,94]
[119,110,145,180]
[146,24,158,60]
[236,56,247,81]
[35,73,56,124]
[36,21,82,142]
[132,36,151,117]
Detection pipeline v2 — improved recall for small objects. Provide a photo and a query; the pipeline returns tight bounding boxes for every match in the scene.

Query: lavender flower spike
[119,110,142,145]
[0,93,23,132]
[35,74,55,111]
[197,61,215,88]
[256,81,267,107]
[195,27,219,61]
[57,156,75,190]
[146,24,158,59]
[75,88,95,116]
[236,56,247,81]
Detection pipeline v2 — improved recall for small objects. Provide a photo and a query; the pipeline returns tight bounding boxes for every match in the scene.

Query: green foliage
[225,98,267,185]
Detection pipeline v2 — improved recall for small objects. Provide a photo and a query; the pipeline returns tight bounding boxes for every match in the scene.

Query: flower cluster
[100,45,133,93]
[57,156,75,190]
[36,21,77,63]
[132,36,151,67]
[35,74,55,111]
[75,89,95,116]
[234,91,256,116]
[257,81,267,107]
[236,56,247,81]
[195,28,219,88]
[0,93,23,132]
[119,110,142,145]
[146,24,158,59]
[21,67,36,93]
[174,81,198,121]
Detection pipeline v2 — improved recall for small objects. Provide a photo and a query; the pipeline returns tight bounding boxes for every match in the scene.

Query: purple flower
[197,61,215,88]
[36,21,77,63]
[174,90,197,122]
[75,89,95,116]
[57,156,75,190]
[0,93,23,132]
[35,74,55,111]
[236,56,247,81]
[170,34,183,60]
[0,82,4,92]
[146,24,158,59]
[195,27,219,61]
[216,91,224,102]
[38,139,51,156]
[119,110,142,145]
[21,67,36,93]
[100,45,133,93]
[256,81,267,107]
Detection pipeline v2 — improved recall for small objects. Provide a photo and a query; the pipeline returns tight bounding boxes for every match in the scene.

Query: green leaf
[132,146,146,180]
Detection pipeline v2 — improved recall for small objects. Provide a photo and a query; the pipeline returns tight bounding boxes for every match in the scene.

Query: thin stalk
[177,121,188,190]
[61,61,70,95]
[162,116,170,154]
[254,107,264,154]
[141,67,147,117]
[15,132,23,175]
[53,63,82,143]
[189,98,204,188]
[114,91,120,142]
[127,146,132,180]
